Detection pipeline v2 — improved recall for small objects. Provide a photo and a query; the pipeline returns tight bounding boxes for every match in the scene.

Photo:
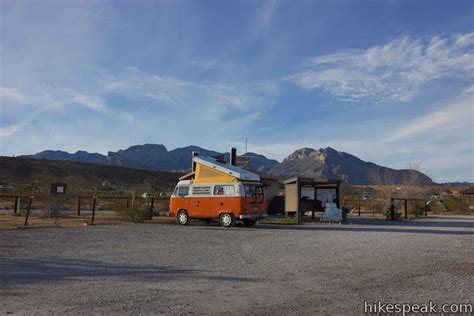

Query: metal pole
[77,197,81,216]
[91,196,97,225]
[24,195,34,226]
[424,201,427,216]
[358,201,361,217]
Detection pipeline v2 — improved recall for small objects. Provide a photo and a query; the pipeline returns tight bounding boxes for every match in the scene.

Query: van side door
[190,185,213,218]
[212,184,238,217]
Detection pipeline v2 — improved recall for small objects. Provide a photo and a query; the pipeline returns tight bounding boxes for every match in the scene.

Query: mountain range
[19,144,434,185]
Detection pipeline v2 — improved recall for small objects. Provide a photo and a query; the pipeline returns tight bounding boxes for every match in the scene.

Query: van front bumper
[238,214,268,220]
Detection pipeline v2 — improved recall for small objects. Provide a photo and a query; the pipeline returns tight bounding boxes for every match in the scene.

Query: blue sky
[1,0,473,182]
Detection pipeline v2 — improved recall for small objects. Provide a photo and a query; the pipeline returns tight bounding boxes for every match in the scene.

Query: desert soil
[1,215,473,315]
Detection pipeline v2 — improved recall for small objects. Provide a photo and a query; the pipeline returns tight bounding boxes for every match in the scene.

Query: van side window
[192,186,211,195]
[214,185,235,196]
[177,186,189,197]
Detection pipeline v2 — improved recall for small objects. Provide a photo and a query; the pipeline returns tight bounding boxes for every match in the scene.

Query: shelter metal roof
[283,176,341,186]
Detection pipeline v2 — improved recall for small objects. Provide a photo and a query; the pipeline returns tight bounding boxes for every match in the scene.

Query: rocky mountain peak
[285,147,317,161]
[19,144,435,185]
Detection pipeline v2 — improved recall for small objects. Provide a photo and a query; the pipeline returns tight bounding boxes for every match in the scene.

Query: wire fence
[0,193,171,227]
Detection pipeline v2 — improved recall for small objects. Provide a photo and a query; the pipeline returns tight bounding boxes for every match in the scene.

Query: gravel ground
[1,215,473,315]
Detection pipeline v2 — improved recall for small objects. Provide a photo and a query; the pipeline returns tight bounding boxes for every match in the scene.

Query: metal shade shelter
[283,177,341,224]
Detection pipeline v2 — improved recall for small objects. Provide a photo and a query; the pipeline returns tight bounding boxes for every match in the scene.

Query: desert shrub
[413,202,426,217]
[442,196,472,214]
[425,201,446,214]
[111,198,152,222]
[369,199,390,215]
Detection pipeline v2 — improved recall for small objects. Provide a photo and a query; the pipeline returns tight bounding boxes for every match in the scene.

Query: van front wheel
[177,210,190,225]
[219,213,234,228]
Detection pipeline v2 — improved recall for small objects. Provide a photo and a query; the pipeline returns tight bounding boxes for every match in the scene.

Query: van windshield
[173,186,189,197]
[244,184,263,197]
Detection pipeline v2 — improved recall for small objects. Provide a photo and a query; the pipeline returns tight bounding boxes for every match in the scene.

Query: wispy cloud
[0,109,44,137]
[0,86,28,104]
[1,85,135,138]
[255,0,278,36]
[286,33,474,102]
[387,85,474,142]
[97,67,276,125]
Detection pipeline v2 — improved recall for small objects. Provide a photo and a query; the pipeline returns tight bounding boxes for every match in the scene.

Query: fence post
[91,196,97,225]
[126,197,130,209]
[13,196,19,215]
[77,197,81,216]
[358,201,361,217]
[150,196,155,217]
[424,201,428,216]
[404,199,408,219]
[24,195,34,226]
[131,191,135,222]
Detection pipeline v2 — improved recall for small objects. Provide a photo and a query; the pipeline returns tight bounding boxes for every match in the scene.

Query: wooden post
[13,196,19,215]
[131,191,135,222]
[296,180,301,224]
[389,198,395,220]
[24,195,34,226]
[150,196,155,217]
[424,201,427,216]
[404,199,408,219]
[126,197,130,209]
[358,201,361,217]
[77,197,81,216]
[91,196,97,225]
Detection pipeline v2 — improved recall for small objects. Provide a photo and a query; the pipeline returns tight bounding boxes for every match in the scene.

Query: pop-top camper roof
[192,156,260,182]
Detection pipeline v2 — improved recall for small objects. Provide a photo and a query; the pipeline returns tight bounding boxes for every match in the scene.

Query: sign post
[50,183,67,225]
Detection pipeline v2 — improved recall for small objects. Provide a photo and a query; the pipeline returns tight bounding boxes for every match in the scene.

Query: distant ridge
[19,144,434,185]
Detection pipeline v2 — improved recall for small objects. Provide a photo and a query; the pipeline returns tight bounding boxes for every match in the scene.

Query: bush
[442,196,472,214]
[114,207,152,222]
[111,199,153,222]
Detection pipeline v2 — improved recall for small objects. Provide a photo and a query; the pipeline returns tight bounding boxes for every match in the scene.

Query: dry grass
[0,213,175,230]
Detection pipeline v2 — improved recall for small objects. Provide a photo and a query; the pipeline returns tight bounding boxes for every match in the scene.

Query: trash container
[342,207,349,224]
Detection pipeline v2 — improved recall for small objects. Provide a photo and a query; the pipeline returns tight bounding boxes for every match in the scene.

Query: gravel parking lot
[1,215,473,315]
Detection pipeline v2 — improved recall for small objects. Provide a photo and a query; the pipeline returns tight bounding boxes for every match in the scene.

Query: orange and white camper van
[169,154,267,228]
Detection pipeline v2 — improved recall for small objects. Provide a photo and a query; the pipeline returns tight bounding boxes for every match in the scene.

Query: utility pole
[245,137,248,154]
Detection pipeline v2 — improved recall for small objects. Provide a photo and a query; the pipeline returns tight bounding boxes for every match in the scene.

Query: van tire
[177,210,190,225]
[219,213,234,228]
[243,219,256,227]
